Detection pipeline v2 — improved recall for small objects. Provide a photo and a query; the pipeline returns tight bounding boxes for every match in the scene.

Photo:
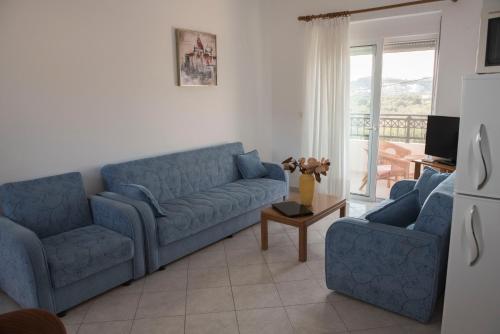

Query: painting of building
[176,29,217,86]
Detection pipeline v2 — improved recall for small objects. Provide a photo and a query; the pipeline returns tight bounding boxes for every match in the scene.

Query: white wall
[0,0,270,193]
[261,0,483,186]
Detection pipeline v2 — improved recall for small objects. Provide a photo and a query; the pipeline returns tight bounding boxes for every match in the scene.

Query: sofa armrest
[325,218,442,323]
[0,217,55,311]
[90,196,146,279]
[97,192,159,273]
[390,179,417,199]
[263,162,289,195]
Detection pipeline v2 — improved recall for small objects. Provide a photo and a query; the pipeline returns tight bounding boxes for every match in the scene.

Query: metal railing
[350,114,428,143]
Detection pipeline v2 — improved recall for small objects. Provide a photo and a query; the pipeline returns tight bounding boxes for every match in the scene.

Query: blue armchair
[0,172,145,314]
[325,173,455,323]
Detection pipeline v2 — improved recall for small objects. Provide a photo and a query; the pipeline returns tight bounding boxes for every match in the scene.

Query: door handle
[474,124,488,190]
[464,205,480,266]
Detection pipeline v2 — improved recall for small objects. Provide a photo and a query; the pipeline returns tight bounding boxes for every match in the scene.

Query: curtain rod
[297,0,457,22]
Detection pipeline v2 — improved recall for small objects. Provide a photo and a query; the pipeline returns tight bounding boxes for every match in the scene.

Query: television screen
[425,115,460,163]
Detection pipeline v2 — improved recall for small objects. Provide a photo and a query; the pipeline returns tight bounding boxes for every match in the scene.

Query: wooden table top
[261,192,346,227]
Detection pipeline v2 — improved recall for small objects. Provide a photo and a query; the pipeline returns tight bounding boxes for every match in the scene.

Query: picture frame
[176,28,217,86]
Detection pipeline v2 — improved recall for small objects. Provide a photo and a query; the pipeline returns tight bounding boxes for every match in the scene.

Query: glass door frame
[350,33,439,202]
[349,41,384,202]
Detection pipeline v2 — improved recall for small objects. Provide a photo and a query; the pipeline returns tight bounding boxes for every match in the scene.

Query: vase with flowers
[282,157,330,206]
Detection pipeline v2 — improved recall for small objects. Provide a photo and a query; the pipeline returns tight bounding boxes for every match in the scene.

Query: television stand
[412,159,456,179]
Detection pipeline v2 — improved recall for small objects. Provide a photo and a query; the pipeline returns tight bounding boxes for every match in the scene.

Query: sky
[350,49,436,81]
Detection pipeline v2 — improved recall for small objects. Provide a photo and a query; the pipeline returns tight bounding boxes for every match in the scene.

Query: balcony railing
[350,113,428,143]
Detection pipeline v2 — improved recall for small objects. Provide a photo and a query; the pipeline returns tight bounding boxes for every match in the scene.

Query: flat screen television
[424,115,460,165]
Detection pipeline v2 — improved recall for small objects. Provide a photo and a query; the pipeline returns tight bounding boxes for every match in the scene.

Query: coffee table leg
[261,215,268,250]
[298,226,307,262]
[340,204,346,218]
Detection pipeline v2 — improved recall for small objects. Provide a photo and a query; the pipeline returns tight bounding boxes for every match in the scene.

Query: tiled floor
[0,201,442,334]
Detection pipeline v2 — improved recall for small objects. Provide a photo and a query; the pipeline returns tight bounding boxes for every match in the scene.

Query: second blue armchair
[0,172,145,314]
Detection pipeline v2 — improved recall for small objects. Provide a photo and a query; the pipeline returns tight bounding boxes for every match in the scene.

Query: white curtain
[302,16,350,197]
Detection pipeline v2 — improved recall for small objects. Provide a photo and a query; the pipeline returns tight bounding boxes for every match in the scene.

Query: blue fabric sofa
[100,142,289,273]
[325,172,455,323]
[0,172,145,314]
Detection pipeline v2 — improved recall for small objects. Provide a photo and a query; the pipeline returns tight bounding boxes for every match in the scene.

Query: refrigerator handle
[474,124,488,190]
[464,205,480,266]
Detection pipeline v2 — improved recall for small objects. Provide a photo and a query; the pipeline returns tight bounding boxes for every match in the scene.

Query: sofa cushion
[365,189,420,228]
[117,184,167,217]
[360,199,394,219]
[42,225,134,289]
[414,167,450,206]
[414,173,455,237]
[156,178,286,246]
[0,172,92,238]
[101,143,244,203]
[236,150,268,179]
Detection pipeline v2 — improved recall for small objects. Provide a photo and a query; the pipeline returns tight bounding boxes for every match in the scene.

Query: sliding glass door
[349,39,437,200]
[349,45,377,197]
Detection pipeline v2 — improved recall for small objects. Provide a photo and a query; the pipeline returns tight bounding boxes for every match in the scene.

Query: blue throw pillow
[236,150,268,179]
[414,167,450,206]
[118,184,167,217]
[365,189,421,228]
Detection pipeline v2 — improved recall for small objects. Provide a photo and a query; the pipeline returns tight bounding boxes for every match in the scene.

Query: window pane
[376,42,436,199]
[349,45,375,196]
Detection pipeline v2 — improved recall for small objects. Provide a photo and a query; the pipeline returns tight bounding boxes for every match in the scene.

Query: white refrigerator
[442,74,500,334]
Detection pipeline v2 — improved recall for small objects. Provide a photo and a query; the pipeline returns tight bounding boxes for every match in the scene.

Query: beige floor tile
[143,268,188,292]
[402,323,441,334]
[267,261,314,282]
[135,290,186,319]
[306,260,326,280]
[188,267,230,289]
[131,316,185,334]
[232,283,282,310]
[228,264,273,286]
[286,303,347,333]
[226,247,265,266]
[349,326,405,334]
[202,241,226,253]
[262,245,298,263]
[332,299,401,331]
[83,293,140,322]
[236,226,257,237]
[77,320,132,334]
[164,256,190,271]
[224,234,259,250]
[276,279,330,306]
[287,229,325,245]
[237,307,294,334]
[106,278,145,297]
[189,250,227,269]
[266,232,295,248]
[64,324,79,334]
[62,302,91,325]
[186,287,234,314]
[307,242,326,260]
[186,311,239,334]
[253,221,285,235]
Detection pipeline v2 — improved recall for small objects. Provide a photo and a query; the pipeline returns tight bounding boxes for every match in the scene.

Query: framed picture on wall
[176,28,217,86]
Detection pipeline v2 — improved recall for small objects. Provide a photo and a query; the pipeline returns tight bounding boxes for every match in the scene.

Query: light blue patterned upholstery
[365,189,420,228]
[325,172,455,323]
[157,178,285,246]
[414,173,455,238]
[102,143,245,202]
[236,150,268,179]
[0,172,146,313]
[0,173,92,238]
[100,143,288,272]
[414,167,450,206]
[42,225,134,289]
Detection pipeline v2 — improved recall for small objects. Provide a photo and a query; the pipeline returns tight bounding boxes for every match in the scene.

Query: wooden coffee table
[260,193,346,262]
